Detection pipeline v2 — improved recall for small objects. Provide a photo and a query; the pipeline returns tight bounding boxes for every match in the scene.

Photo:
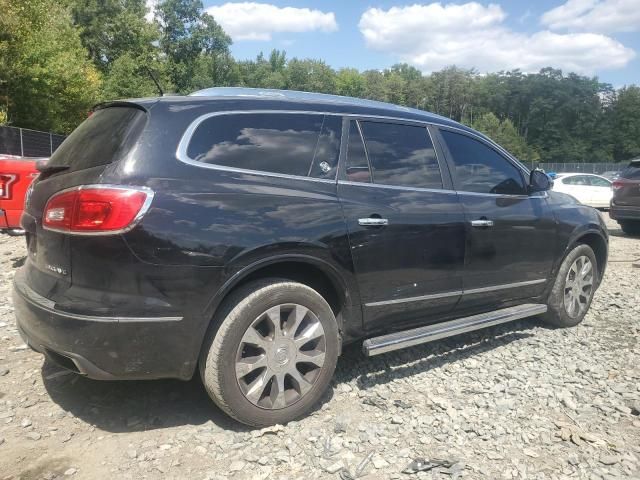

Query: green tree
[155,0,231,93]
[335,68,366,98]
[473,112,539,162]
[0,0,101,133]
[612,86,640,161]
[67,0,157,72]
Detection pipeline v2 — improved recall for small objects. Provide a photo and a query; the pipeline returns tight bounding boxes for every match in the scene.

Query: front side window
[440,130,526,195]
[186,113,340,179]
[359,121,442,189]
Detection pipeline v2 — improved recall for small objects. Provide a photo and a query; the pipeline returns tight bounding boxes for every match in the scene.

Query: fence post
[50,132,53,156]
[19,128,24,157]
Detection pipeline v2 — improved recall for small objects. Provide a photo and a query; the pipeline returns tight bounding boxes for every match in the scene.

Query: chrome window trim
[42,184,155,236]
[338,179,458,196]
[175,109,532,186]
[175,110,339,184]
[365,278,547,307]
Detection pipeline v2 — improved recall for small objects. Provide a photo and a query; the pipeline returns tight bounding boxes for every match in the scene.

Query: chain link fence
[0,126,66,158]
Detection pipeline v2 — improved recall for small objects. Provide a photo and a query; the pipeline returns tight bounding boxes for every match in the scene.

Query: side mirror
[529,168,551,193]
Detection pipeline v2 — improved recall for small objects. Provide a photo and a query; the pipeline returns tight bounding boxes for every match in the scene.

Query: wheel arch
[198,254,359,358]
[557,225,608,288]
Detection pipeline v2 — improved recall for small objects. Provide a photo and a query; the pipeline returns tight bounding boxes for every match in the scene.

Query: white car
[552,173,613,208]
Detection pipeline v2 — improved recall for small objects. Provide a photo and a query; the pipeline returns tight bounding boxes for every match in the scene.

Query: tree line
[1,0,639,163]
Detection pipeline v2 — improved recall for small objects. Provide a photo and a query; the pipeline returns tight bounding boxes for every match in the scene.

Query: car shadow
[41,362,250,433]
[335,318,539,390]
[42,318,540,432]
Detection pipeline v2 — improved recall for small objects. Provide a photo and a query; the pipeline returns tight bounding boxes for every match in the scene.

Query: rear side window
[620,163,640,180]
[359,121,442,189]
[47,107,146,171]
[588,176,611,187]
[186,113,340,179]
[440,130,526,195]
[345,121,371,183]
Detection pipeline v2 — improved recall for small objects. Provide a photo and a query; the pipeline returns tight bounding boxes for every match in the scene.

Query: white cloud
[358,2,635,74]
[206,2,338,41]
[541,0,640,33]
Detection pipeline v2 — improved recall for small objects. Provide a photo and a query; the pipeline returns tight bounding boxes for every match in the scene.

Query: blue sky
[201,0,640,86]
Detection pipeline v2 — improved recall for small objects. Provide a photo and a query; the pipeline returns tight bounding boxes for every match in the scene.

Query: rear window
[620,162,640,180]
[186,113,341,179]
[46,107,146,171]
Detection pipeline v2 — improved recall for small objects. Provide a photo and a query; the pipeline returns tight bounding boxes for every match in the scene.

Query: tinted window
[588,176,611,187]
[562,176,590,186]
[345,121,371,183]
[359,121,442,189]
[440,130,526,195]
[187,113,339,179]
[47,107,146,172]
[620,163,640,180]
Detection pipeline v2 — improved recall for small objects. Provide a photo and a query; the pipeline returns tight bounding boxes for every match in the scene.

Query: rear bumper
[610,204,640,221]
[13,268,197,380]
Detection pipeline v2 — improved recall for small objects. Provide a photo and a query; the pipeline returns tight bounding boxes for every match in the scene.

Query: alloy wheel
[564,255,594,319]
[235,304,326,409]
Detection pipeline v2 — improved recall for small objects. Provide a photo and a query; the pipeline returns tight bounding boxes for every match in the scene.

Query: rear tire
[199,279,340,427]
[619,221,640,236]
[542,244,598,328]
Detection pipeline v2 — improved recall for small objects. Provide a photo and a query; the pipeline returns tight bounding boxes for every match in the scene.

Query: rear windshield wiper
[36,160,69,174]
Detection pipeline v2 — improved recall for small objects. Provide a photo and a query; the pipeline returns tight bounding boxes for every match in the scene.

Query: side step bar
[362,303,547,356]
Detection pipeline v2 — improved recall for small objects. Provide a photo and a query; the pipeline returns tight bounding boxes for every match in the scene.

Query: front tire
[619,221,640,236]
[542,244,598,328]
[199,279,340,427]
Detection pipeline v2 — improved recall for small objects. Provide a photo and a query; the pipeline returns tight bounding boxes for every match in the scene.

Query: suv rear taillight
[43,185,153,234]
[0,173,17,199]
[612,180,626,190]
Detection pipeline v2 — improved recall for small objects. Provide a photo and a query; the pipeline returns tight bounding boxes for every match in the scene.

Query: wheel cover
[235,303,326,410]
[564,255,594,319]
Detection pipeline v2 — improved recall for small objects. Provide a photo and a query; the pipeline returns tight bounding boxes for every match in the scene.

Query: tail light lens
[612,180,626,190]
[0,173,18,199]
[43,186,153,234]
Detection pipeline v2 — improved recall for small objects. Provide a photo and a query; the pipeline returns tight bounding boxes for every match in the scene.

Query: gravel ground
[1,215,639,480]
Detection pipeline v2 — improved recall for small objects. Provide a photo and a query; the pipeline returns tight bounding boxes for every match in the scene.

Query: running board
[362,303,547,356]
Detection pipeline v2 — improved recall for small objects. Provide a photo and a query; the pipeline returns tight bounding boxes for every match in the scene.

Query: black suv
[610,159,640,235]
[13,88,608,426]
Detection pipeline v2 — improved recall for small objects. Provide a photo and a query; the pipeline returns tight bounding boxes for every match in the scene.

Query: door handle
[359,217,389,227]
[471,219,494,228]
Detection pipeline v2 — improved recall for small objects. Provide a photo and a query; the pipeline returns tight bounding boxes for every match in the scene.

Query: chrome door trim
[364,278,547,308]
[365,290,463,308]
[464,279,547,295]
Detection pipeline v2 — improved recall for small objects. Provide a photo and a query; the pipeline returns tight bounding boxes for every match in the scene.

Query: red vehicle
[0,155,42,235]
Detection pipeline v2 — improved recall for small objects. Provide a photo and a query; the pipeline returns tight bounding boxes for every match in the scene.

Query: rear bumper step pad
[363,303,547,356]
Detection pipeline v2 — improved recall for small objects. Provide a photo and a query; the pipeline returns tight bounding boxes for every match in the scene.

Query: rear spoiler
[91,100,154,114]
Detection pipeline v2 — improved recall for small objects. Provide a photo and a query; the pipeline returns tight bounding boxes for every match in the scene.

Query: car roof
[134,87,477,134]
[555,173,610,180]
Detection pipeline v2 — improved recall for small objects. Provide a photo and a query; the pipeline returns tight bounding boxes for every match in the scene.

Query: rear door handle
[359,217,389,226]
[471,219,494,228]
